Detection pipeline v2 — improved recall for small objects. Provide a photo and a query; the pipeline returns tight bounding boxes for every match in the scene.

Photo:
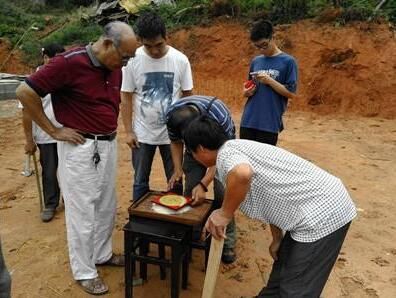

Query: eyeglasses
[254,38,272,50]
[113,44,134,66]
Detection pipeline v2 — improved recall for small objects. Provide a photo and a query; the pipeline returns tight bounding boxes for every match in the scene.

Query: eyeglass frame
[113,43,134,66]
[253,37,272,50]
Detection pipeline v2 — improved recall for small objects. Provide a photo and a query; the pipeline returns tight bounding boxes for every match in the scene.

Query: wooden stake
[32,153,44,212]
[201,237,224,298]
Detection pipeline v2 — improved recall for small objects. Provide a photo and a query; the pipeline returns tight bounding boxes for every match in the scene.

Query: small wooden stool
[124,216,191,298]
[124,191,213,298]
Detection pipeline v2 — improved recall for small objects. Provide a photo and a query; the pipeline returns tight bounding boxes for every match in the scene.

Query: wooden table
[125,191,213,298]
[128,191,213,226]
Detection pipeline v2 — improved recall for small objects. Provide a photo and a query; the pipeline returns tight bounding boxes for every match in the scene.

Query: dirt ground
[0,20,396,297]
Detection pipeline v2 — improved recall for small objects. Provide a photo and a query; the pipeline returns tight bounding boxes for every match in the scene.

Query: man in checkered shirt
[183,116,357,297]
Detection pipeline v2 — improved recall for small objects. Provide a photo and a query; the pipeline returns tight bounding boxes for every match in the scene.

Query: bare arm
[16,83,84,144]
[21,109,36,154]
[256,73,296,99]
[204,163,253,239]
[269,224,283,261]
[191,165,216,206]
[120,91,139,148]
[243,85,257,98]
[221,164,253,218]
[270,224,283,240]
[17,83,56,137]
[168,141,184,189]
[201,166,216,188]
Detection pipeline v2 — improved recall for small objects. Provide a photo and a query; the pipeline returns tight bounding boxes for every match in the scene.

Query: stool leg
[158,243,166,280]
[171,246,181,298]
[182,248,189,289]
[124,231,133,298]
[140,240,149,281]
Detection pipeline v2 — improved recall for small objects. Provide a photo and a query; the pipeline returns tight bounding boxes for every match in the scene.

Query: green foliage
[0,1,47,43]
[237,0,271,13]
[337,0,376,22]
[136,0,211,30]
[269,0,311,23]
[43,21,101,46]
[384,1,396,22]
[0,0,395,68]
[19,21,101,66]
[0,0,100,66]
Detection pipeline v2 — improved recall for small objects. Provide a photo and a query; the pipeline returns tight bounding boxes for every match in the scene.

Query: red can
[244,79,256,89]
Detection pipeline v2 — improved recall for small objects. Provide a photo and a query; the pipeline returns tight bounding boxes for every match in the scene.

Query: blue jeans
[132,143,174,201]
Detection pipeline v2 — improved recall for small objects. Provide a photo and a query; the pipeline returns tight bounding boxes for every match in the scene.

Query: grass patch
[1,0,395,67]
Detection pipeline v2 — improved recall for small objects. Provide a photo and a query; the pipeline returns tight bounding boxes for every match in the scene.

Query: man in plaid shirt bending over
[183,116,357,298]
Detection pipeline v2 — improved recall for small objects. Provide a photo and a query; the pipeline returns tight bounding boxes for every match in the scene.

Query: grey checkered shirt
[216,140,357,242]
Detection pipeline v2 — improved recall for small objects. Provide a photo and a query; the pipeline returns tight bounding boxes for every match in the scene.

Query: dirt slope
[169,20,396,118]
[0,19,396,298]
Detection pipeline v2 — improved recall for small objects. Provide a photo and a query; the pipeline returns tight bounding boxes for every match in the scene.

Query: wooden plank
[32,153,44,212]
[201,237,224,298]
[128,191,213,226]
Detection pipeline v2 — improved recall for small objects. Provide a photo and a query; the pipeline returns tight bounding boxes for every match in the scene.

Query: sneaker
[41,209,55,222]
[221,247,236,264]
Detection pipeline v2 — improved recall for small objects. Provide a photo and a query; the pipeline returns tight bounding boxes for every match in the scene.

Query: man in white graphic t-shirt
[121,11,193,201]
[20,43,64,222]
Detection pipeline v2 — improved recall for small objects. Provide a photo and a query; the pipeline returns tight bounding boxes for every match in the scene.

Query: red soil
[169,20,396,119]
[0,39,33,74]
[1,19,395,119]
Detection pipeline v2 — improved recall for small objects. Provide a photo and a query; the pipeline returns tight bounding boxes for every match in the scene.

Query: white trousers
[57,139,117,280]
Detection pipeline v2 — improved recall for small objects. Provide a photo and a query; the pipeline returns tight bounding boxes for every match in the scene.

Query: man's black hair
[183,115,228,152]
[135,11,166,39]
[42,43,65,58]
[167,105,200,139]
[250,20,273,42]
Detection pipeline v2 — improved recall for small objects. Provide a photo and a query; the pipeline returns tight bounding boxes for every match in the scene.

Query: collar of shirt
[86,43,104,68]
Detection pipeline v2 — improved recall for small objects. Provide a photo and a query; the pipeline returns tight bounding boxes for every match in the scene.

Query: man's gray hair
[103,21,135,47]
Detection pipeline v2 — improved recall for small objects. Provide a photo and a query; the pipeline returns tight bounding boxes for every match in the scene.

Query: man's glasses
[113,44,134,66]
[254,38,272,50]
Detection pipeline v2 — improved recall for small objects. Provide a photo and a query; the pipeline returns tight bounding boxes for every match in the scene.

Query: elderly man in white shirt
[182,115,357,298]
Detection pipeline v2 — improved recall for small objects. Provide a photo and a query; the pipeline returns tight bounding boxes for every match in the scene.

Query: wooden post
[201,237,224,298]
[32,153,44,212]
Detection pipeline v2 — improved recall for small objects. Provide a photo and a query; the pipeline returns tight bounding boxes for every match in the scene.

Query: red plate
[151,194,192,210]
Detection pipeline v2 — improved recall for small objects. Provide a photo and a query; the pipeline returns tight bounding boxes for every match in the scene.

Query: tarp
[119,0,150,14]
[119,0,175,14]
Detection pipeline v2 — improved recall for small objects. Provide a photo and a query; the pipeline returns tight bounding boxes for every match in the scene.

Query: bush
[269,0,311,23]
[384,1,396,23]
[136,0,211,30]
[337,0,376,22]
[43,21,101,46]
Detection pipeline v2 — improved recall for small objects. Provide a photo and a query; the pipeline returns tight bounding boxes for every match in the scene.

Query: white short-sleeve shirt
[216,139,357,242]
[121,46,193,145]
[18,94,62,144]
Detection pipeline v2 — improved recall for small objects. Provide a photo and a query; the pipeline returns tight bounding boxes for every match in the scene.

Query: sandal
[221,247,236,264]
[78,277,108,295]
[97,253,125,267]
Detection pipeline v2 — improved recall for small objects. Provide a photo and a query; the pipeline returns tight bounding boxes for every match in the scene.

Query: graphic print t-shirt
[121,46,193,144]
[241,53,297,133]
